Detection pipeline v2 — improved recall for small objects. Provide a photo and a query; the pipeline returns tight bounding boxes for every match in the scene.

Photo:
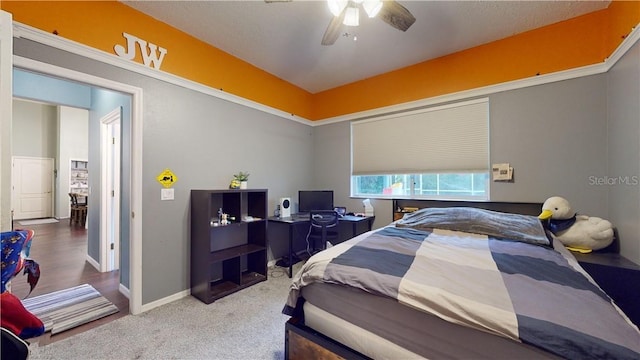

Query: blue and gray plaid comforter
[284,224,640,359]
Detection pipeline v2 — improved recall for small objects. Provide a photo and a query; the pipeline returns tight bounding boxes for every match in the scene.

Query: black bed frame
[393,199,543,218]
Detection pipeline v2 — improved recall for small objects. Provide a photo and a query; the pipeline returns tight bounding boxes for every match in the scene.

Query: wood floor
[9,219,129,345]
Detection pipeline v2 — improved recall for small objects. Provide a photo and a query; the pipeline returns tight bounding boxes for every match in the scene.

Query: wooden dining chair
[68,193,87,227]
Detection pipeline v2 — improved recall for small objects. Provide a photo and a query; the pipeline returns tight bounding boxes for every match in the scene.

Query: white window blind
[351,98,489,175]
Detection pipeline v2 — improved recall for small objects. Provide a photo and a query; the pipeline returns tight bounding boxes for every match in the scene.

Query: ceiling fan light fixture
[343,6,359,26]
[362,0,382,18]
[327,0,347,16]
[321,0,415,45]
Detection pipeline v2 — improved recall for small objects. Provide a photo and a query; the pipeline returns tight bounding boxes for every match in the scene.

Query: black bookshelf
[190,189,268,304]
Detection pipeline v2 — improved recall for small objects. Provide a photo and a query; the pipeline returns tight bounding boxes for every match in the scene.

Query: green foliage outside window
[353,173,488,200]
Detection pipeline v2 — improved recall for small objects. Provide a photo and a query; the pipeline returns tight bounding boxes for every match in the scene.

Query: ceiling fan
[266,0,416,46]
[321,0,416,45]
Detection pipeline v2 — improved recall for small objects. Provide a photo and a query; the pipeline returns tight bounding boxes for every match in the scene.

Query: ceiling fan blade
[321,8,346,46]
[379,1,416,32]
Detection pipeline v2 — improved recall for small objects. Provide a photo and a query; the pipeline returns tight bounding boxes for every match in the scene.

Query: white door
[101,108,121,272]
[12,156,54,220]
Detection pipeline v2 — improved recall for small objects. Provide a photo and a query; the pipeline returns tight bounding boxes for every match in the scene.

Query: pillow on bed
[396,207,552,247]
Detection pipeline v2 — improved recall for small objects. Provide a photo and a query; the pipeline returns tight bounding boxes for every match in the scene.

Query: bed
[282,205,640,359]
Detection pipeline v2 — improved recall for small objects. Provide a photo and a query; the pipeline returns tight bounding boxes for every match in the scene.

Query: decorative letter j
[114,32,138,60]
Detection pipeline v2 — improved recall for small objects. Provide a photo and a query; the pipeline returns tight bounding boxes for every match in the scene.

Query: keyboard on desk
[340,215,366,221]
[290,213,310,220]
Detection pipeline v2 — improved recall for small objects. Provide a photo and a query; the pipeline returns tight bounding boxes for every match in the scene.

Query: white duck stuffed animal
[538,196,614,253]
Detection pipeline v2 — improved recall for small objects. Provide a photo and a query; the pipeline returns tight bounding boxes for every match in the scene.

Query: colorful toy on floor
[1,230,40,295]
[538,196,614,253]
[1,229,44,344]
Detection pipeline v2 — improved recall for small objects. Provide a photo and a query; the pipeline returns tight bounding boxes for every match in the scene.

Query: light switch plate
[161,188,174,200]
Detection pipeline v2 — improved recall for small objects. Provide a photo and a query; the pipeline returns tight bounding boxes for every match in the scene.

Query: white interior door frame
[100,107,121,272]
[13,56,144,315]
[0,11,13,231]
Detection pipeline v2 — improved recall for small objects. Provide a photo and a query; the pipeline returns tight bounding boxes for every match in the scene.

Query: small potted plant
[233,171,250,189]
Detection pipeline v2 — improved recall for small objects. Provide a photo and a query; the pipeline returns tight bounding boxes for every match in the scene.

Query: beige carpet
[28,264,301,359]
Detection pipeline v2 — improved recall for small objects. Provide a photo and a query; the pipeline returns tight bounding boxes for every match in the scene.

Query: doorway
[11,97,120,270]
[5,19,143,313]
[10,58,143,315]
[101,107,121,272]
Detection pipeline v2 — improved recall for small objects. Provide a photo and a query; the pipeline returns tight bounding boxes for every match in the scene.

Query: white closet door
[12,156,54,220]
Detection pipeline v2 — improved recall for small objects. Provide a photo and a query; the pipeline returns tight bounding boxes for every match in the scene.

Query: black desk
[268,215,375,278]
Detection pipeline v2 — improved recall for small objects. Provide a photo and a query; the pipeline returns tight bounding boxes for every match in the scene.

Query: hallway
[9,220,129,345]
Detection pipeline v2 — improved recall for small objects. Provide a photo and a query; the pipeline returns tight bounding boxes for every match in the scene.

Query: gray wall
[12,99,57,158]
[315,75,609,225]
[489,75,608,215]
[607,42,640,264]
[314,70,640,264]
[139,80,313,302]
[13,38,314,304]
[57,106,89,219]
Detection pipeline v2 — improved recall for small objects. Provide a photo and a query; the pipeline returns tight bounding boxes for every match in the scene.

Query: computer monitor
[298,190,334,213]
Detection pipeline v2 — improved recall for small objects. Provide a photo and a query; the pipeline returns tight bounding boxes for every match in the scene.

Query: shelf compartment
[209,244,266,263]
[209,223,248,252]
[209,279,241,299]
[208,272,267,302]
[241,271,267,286]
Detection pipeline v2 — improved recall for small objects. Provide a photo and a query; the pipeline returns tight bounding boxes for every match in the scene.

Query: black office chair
[307,210,340,254]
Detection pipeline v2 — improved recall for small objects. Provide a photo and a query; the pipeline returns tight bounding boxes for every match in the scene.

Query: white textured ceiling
[122,0,610,93]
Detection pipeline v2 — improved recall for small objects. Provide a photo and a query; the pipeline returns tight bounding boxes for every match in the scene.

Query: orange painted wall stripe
[2,1,313,118]
[3,1,639,121]
[313,0,638,119]
[605,0,640,56]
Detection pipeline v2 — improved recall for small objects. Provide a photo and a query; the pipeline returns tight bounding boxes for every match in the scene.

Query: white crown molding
[12,20,639,127]
[604,24,639,71]
[12,22,312,126]
[317,62,608,125]
[318,23,639,126]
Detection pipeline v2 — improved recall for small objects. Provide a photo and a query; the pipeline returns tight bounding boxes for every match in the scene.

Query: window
[352,173,488,200]
[351,99,489,200]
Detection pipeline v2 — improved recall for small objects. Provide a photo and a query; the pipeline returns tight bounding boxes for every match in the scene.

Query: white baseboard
[140,289,191,313]
[119,283,130,299]
[86,254,100,271]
